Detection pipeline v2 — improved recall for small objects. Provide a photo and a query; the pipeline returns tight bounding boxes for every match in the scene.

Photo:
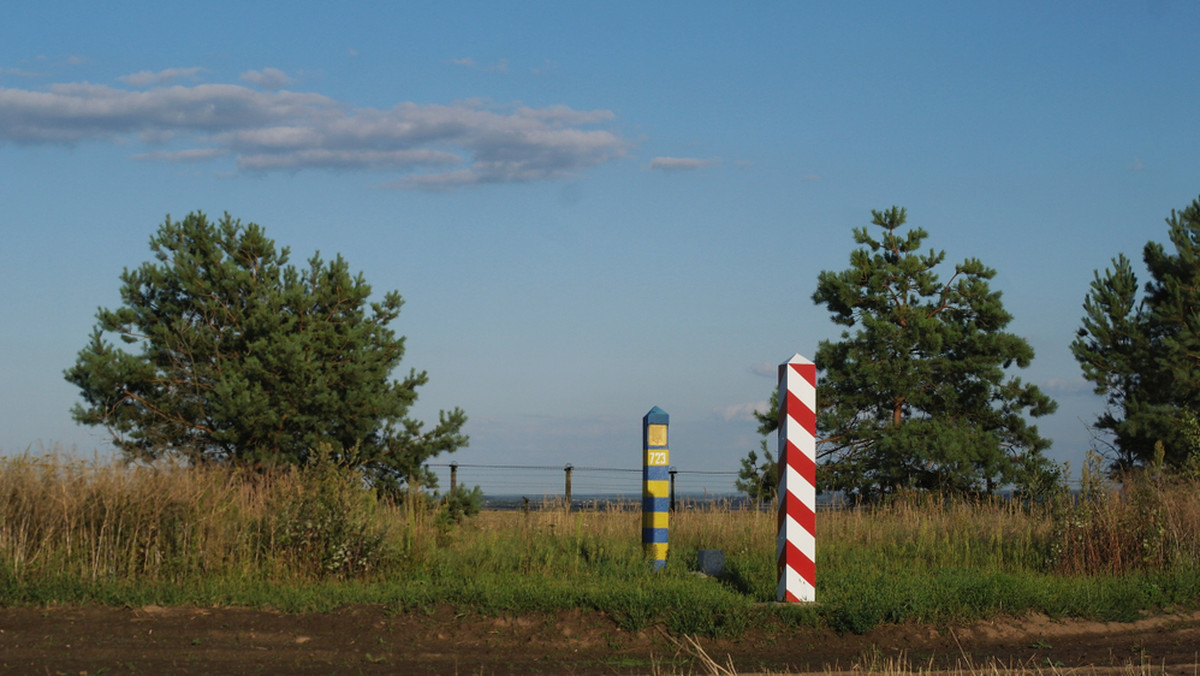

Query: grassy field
[2,451,1199,637]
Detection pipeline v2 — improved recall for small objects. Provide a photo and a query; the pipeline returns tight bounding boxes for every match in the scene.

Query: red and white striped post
[777,353,816,603]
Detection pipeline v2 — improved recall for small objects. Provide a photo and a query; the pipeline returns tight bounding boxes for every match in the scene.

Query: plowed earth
[2,604,1199,675]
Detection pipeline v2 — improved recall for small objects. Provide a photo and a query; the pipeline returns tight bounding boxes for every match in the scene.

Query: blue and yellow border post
[642,406,670,569]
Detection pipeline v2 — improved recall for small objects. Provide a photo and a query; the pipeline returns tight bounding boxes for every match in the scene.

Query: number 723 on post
[646,451,668,466]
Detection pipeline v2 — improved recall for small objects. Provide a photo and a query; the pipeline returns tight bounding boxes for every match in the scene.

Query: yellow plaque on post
[647,424,667,448]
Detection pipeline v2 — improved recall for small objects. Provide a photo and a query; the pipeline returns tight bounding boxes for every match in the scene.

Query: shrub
[259,446,393,578]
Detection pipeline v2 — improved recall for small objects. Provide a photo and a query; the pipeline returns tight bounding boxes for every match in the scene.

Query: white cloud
[132,148,226,162]
[715,401,771,422]
[0,82,336,142]
[118,67,205,88]
[648,156,719,171]
[749,361,777,378]
[240,68,293,90]
[240,147,459,171]
[451,57,509,73]
[0,78,628,189]
[1,66,42,79]
[517,104,614,125]
[388,169,481,191]
[1045,377,1095,396]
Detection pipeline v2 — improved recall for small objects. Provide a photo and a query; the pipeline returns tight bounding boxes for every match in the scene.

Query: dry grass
[10,449,1198,583]
[1052,454,1200,576]
[666,633,1200,676]
[0,453,254,581]
[5,452,1200,674]
[4,450,1200,626]
[0,451,402,584]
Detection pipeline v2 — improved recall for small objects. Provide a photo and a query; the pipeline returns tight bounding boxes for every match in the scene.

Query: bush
[260,447,392,578]
[437,485,484,526]
[1049,450,1200,575]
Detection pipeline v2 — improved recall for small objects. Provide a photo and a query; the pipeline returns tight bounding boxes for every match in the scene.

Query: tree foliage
[65,212,467,490]
[1072,196,1200,470]
[735,439,778,502]
[770,207,1056,500]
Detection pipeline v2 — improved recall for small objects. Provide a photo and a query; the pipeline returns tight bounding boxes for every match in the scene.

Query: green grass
[3,451,1200,636]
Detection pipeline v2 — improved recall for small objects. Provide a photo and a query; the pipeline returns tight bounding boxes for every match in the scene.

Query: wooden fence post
[564,464,573,513]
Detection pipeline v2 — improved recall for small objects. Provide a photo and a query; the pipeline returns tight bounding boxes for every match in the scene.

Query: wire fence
[422,460,1087,511]
[424,462,741,501]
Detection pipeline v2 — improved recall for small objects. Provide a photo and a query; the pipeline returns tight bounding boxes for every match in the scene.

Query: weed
[3,451,1200,641]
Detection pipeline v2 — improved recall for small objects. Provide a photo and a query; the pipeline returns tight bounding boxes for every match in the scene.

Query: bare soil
[1,604,1198,675]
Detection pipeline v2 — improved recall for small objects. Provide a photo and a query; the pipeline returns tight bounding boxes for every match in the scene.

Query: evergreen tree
[1072,196,1200,469]
[735,439,778,502]
[65,212,467,490]
[789,207,1056,500]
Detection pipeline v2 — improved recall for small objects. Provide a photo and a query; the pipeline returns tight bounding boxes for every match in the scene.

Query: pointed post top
[644,406,669,425]
[779,354,816,386]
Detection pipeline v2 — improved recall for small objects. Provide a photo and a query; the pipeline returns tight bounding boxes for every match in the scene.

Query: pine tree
[804,207,1056,499]
[64,212,467,490]
[735,439,778,502]
[1072,196,1200,468]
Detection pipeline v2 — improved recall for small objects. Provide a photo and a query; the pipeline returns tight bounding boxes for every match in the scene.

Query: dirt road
[2,604,1198,674]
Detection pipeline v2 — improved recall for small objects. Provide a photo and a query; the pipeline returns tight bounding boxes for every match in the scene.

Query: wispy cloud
[4,55,87,80]
[532,60,560,75]
[450,57,509,73]
[132,148,227,162]
[714,401,770,422]
[0,82,336,142]
[1045,377,1095,396]
[118,67,206,88]
[240,68,293,90]
[0,76,628,189]
[648,156,719,171]
[748,361,777,378]
[0,66,43,79]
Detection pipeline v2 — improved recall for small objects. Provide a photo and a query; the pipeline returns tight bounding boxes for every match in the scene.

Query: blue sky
[3,2,1199,496]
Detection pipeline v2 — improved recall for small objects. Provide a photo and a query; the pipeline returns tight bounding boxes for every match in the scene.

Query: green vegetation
[4,453,1200,637]
[812,206,1057,498]
[64,212,467,491]
[734,439,776,502]
[749,206,1057,502]
[1073,194,1200,470]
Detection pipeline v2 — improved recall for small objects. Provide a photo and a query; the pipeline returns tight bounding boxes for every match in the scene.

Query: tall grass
[3,451,1200,636]
[0,451,399,588]
[1050,452,1200,575]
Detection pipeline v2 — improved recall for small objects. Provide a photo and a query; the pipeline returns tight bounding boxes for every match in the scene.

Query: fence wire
[424,462,740,498]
